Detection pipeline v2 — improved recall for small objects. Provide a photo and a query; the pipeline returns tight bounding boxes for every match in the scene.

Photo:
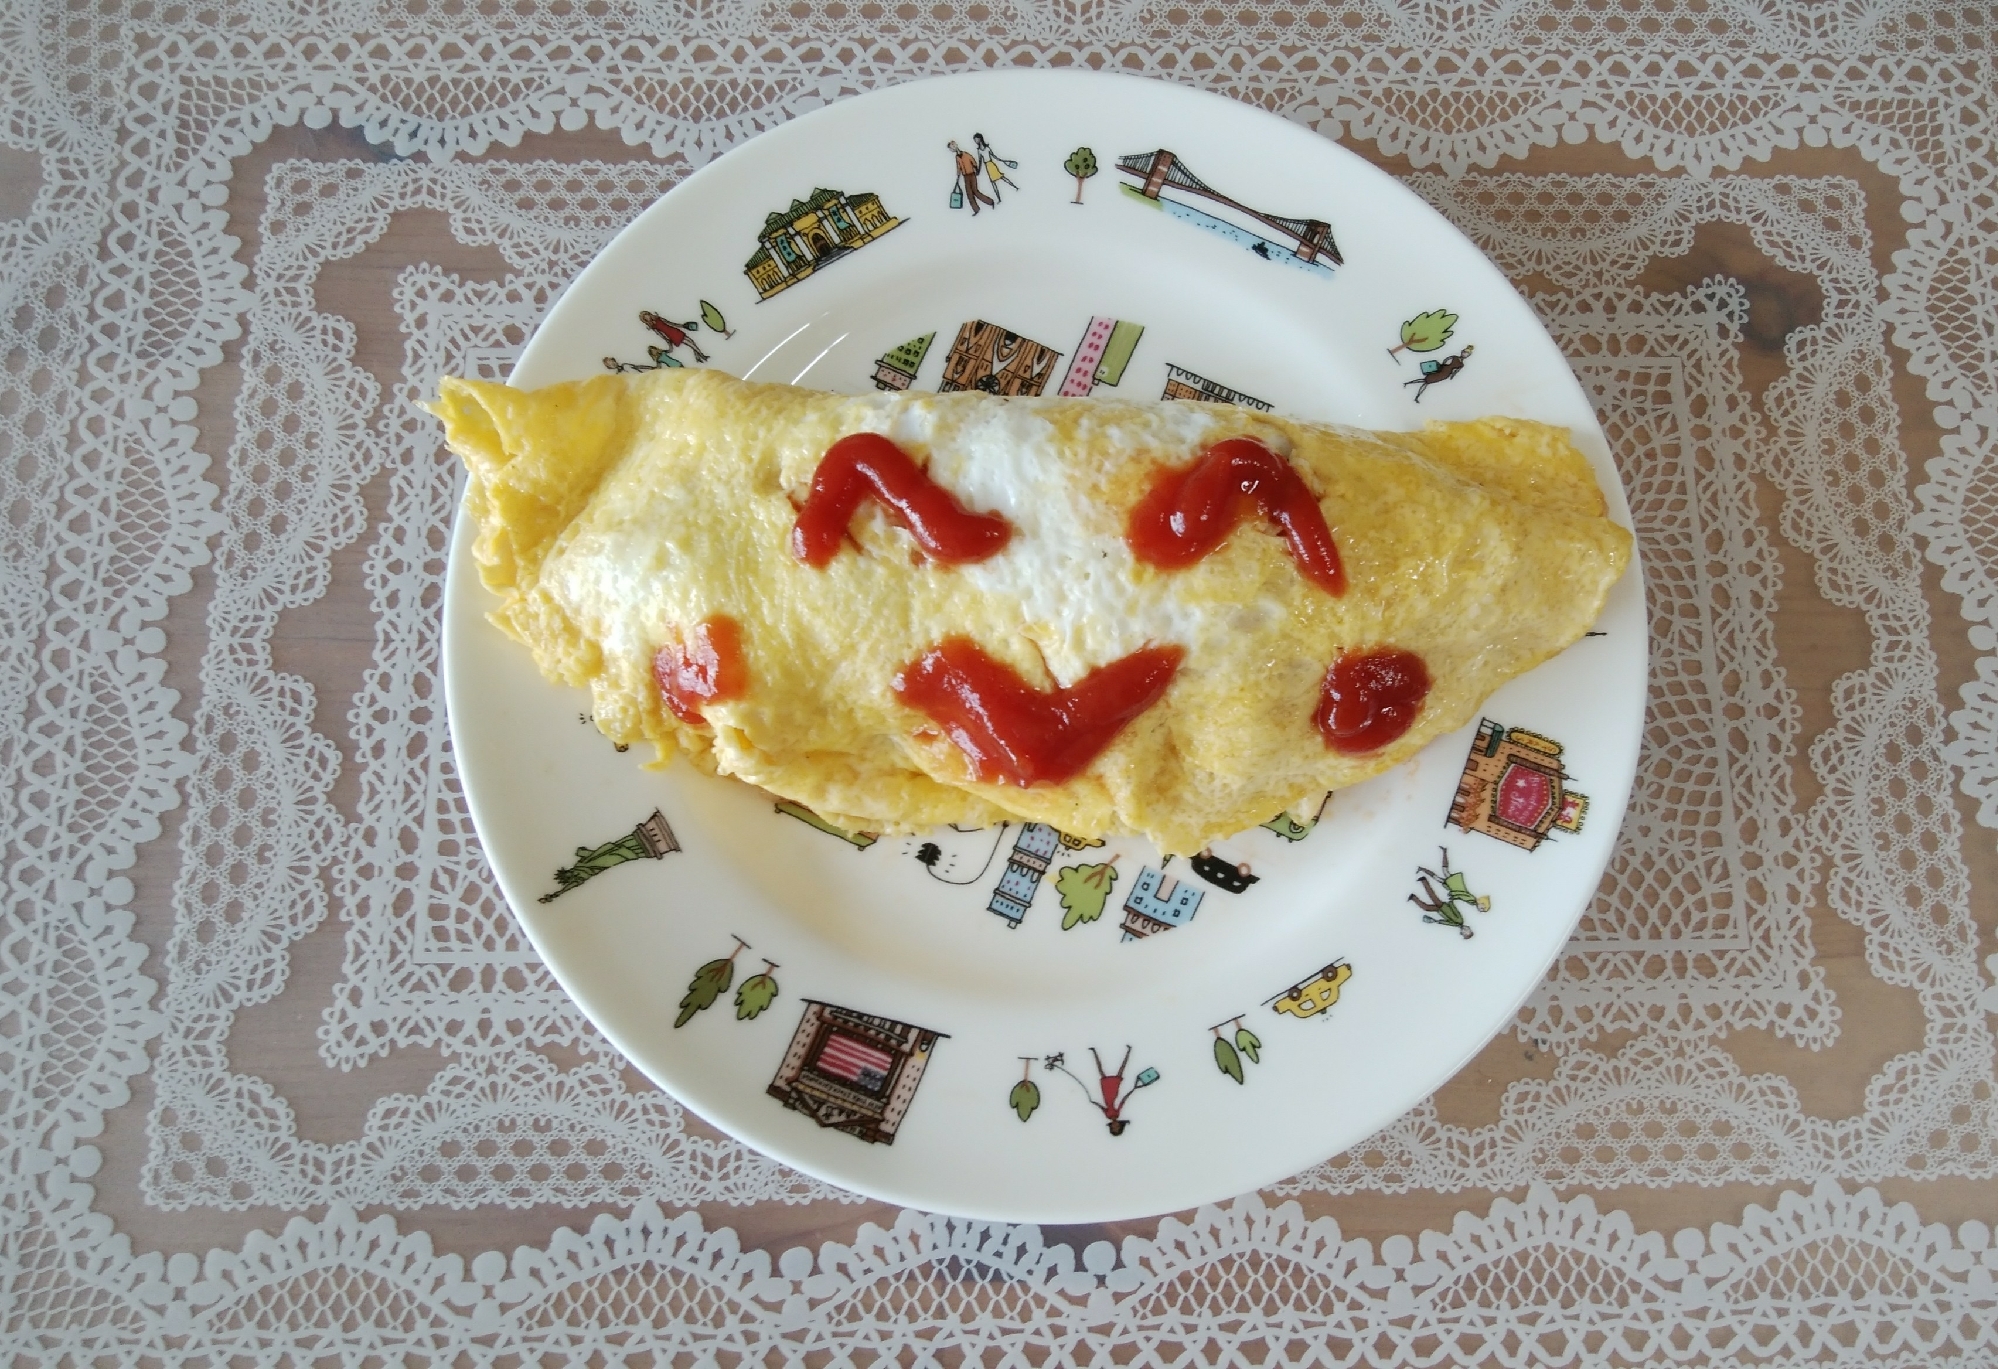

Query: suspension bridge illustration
[1116,149,1343,270]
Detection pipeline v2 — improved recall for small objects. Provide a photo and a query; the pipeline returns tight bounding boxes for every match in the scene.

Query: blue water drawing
[1159,199,1336,279]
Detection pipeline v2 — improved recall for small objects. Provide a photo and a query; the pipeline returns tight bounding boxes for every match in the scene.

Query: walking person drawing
[948,141,995,214]
[974,133,1020,202]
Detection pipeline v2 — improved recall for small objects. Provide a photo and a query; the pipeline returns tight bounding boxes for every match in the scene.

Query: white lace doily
[7,0,1998,1358]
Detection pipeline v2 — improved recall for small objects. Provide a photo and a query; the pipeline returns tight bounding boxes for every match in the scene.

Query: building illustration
[1161,363,1273,411]
[1120,865,1205,939]
[1057,317,1144,395]
[1447,719,1589,852]
[767,1000,946,1145]
[872,332,934,390]
[988,822,1062,926]
[743,188,902,300]
[937,320,1063,396]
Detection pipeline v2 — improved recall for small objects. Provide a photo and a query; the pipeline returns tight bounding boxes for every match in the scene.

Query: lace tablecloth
[8,1,1998,1359]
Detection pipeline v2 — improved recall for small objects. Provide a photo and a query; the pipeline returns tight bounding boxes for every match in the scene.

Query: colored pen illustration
[539,809,679,902]
[1267,959,1353,1020]
[1448,719,1588,851]
[768,1002,946,1145]
[1387,309,1458,362]
[1407,846,1490,938]
[1116,148,1340,275]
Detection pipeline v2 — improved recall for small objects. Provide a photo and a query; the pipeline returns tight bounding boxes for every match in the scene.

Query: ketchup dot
[1315,647,1431,754]
[653,616,749,725]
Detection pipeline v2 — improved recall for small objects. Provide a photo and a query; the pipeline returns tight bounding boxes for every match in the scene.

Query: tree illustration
[1055,859,1119,929]
[734,959,780,1019]
[1211,1017,1262,1084]
[1064,147,1099,204]
[1008,1058,1041,1121]
[1388,309,1458,361]
[676,936,747,1027]
[699,300,734,338]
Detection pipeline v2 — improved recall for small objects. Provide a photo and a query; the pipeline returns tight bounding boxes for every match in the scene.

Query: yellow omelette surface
[434,367,1632,854]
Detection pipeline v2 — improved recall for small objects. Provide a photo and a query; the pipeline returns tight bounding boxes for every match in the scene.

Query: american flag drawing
[815,1032,895,1090]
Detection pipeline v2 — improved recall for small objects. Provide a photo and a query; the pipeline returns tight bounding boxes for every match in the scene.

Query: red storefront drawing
[1447,719,1589,852]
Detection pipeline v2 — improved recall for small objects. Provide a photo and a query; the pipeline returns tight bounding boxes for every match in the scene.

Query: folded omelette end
[434,367,1631,854]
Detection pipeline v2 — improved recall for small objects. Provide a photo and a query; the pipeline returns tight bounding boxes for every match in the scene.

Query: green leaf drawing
[1055,862,1118,929]
[1396,309,1458,355]
[1009,1078,1042,1122]
[1213,1036,1245,1085]
[734,971,779,1020]
[675,957,734,1027]
[699,300,733,337]
[1235,1026,1262,1064]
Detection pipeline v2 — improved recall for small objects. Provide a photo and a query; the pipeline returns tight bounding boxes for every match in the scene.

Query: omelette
[434,367,1631,854]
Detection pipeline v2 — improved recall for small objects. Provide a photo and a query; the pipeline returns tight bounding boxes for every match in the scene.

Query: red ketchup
[791,432,1013,567]
[653,616,749,725]
[1125,436,1345,594]
[893,637,1186,787]
[1315,647,1431,754]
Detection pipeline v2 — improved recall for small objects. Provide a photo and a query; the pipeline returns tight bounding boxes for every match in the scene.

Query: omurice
[432,367,1631,855]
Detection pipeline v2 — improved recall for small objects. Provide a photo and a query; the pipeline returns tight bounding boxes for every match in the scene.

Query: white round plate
[444,70,1646,1223]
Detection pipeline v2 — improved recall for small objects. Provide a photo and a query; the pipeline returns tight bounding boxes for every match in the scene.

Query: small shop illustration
[1447,719,1588,852]
[1267,959,1353,1020]
[767,1001,947,1145]
[1120,864,1205,939]
[744,188,902,300]
[1406,846,1491,937]
[1161,363,1273,411]
[1057,317,1144,395]
[1116,148,1341,276]
[938,320,1064,396]
[872,332,935,391]
[539,809,679,902]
